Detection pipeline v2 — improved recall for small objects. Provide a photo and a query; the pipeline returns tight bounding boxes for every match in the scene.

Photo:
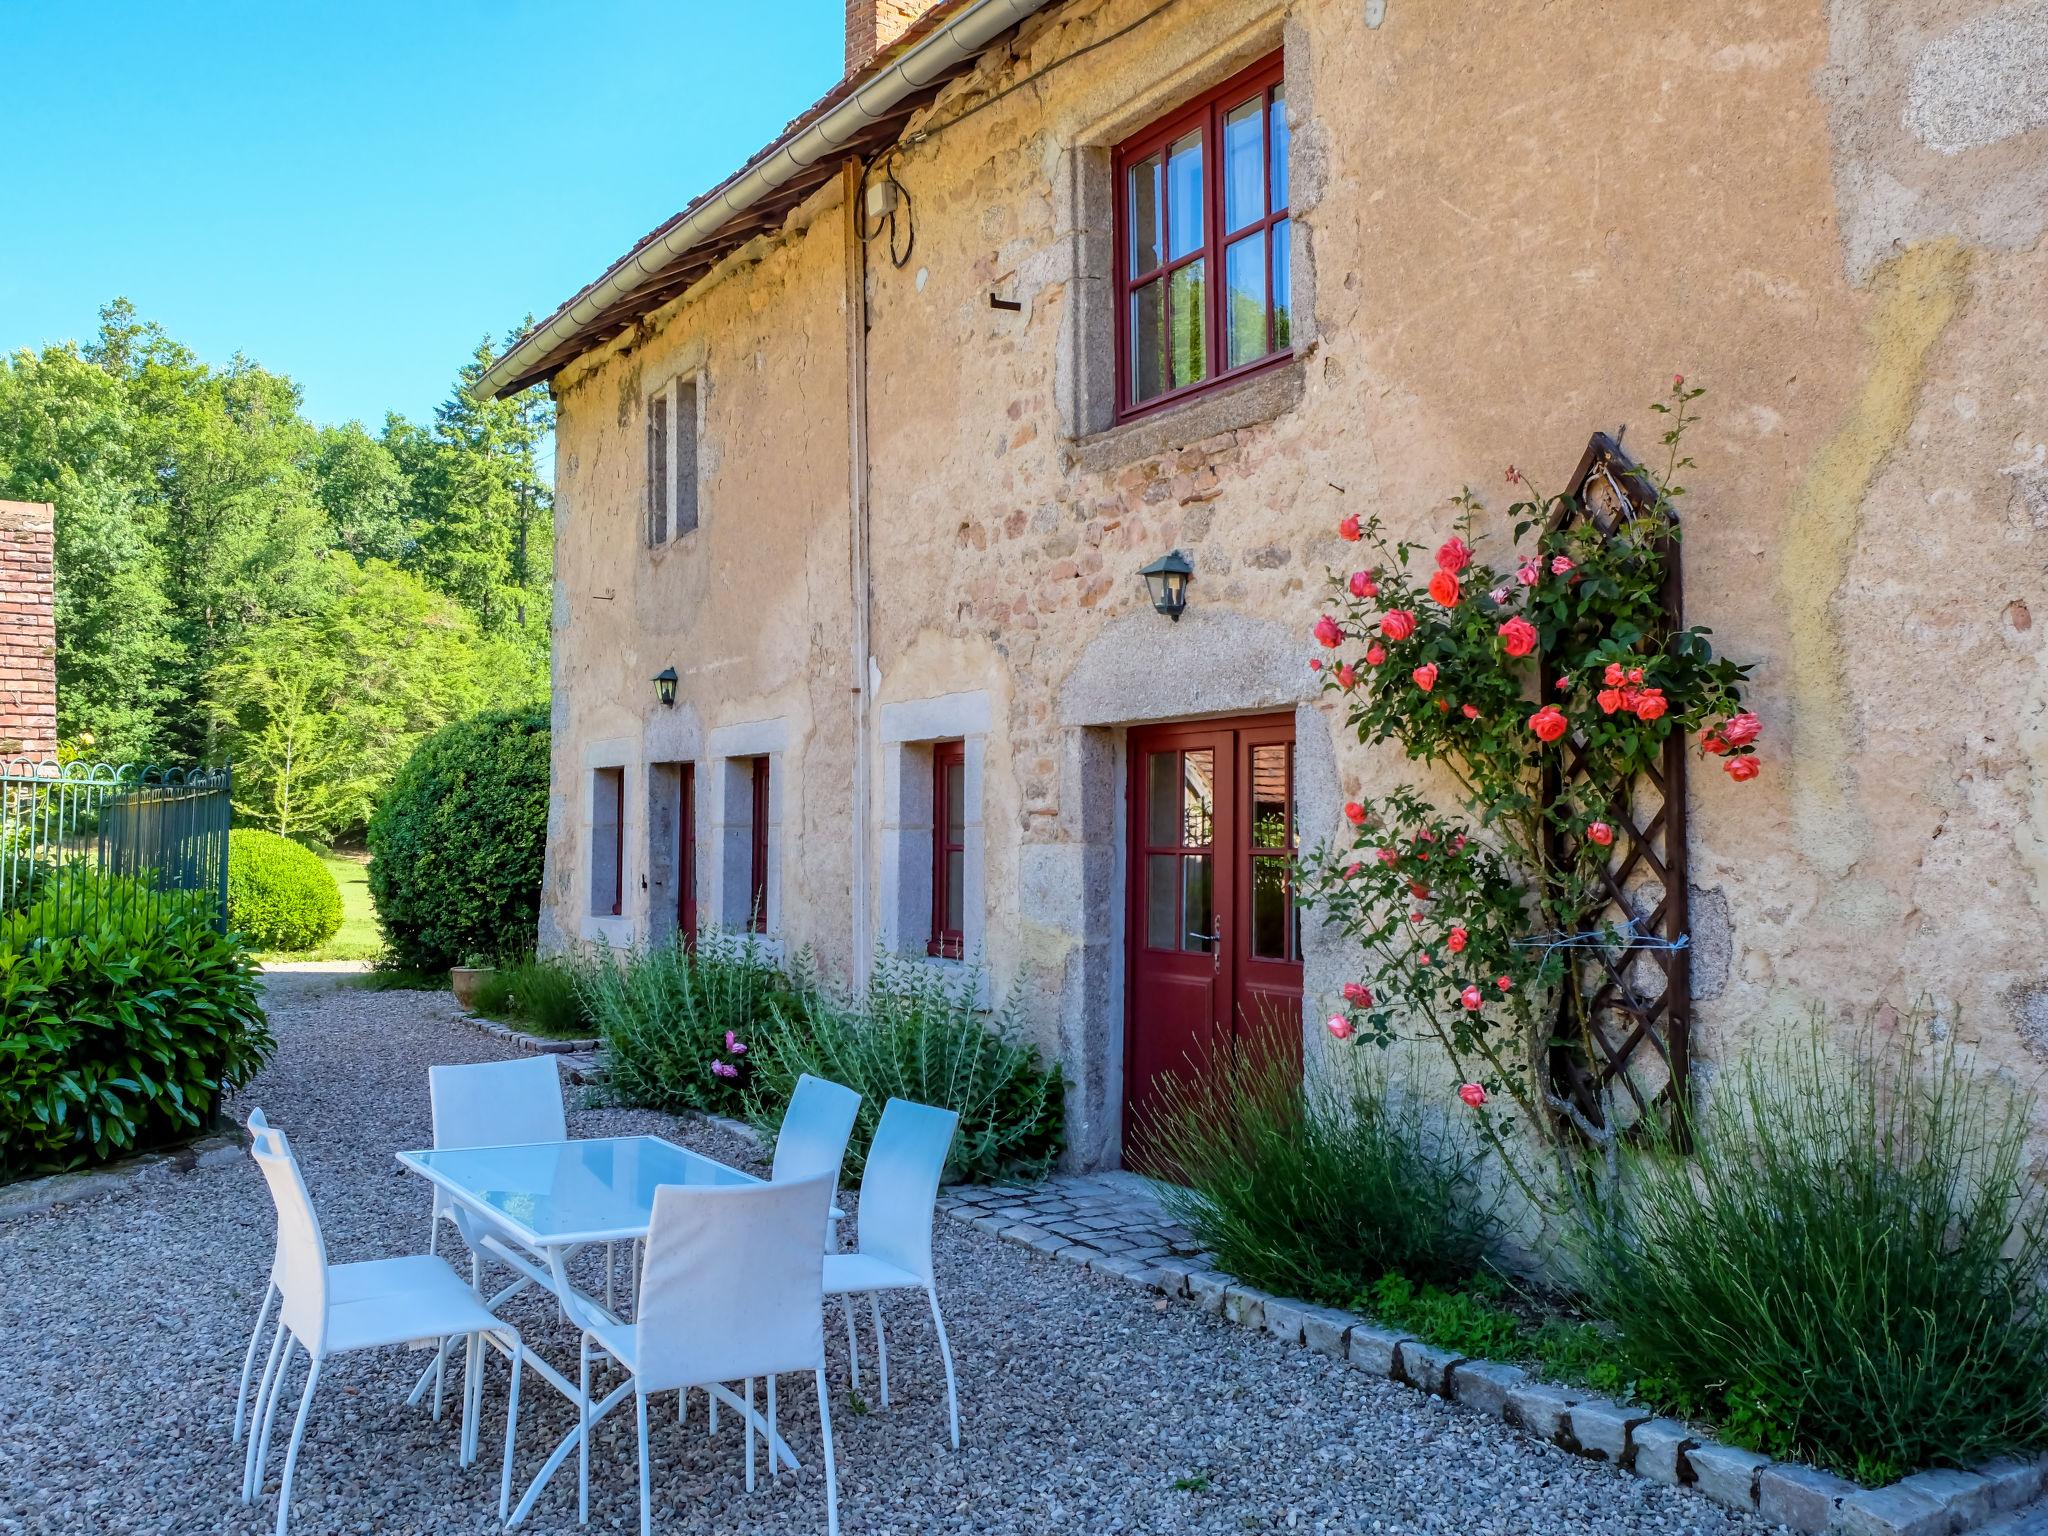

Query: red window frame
[678,762,697,947]
[929,741,966,959]
[593,766,625,918]
[748,756,771,933]
[1113,53,1290,423]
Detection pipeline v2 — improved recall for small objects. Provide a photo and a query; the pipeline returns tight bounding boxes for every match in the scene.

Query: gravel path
[0,970,1776,1535]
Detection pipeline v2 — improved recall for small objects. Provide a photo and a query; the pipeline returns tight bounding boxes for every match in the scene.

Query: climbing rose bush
[1300,380,1760,1152]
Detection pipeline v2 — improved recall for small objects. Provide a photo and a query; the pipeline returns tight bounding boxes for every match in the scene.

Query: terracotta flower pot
[450,966,494,1010]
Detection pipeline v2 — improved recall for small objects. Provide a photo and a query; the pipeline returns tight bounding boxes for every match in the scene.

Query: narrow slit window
[671,378,699,536]
[929,741,966,959]
[591,766,625,917]
[646,392,669,547]
[748,756,770,933]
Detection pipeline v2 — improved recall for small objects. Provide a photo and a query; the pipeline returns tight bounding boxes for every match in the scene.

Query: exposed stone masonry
[0,500,56,761]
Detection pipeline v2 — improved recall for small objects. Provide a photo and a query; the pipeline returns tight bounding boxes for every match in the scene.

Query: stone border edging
[941,1195,2048,1536]
[0,1133,243,1222]
[455,1011,601,1056]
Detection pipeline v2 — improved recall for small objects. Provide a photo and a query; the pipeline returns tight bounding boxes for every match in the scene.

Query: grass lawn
[256,852,386,963]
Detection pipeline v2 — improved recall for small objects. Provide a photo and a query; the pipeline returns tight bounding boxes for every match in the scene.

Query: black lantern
[1139,550,1193,621]
[653,666,678,708]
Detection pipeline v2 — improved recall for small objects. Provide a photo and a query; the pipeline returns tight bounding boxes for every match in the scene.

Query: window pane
[1223,95,1264,232]
[1131,279,1166,403]
[944,757,965,843]
[944,849,964,933]
[1146,854,1180,948]
[1168,259,1207,388]
[1250,744,1288,848]
[1270,83,1290,210]
[1182,855,1214,952]
[1272,218,1292,351]
[1128,152,1162,274]
[1182,749,1214,846]
[1166,130,1203,259]
[1252,857,1290,958]
[1225,233,1269,367]
[1147,752,1179,846]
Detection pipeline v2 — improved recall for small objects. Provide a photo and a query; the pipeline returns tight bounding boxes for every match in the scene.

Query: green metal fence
[0,759,233,934]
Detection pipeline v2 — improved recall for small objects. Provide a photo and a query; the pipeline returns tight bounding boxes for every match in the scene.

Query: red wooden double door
[1123,713,1303,1167]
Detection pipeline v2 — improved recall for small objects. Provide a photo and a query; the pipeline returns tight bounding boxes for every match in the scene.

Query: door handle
[1187,930,1220,943]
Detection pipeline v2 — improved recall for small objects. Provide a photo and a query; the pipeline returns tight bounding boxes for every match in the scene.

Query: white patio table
[396,1134,797,1524]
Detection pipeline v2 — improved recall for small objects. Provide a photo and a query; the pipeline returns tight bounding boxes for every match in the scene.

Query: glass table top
[398,1135,757,1246]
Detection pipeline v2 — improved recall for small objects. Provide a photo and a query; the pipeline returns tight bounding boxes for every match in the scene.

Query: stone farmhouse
[478,0,2048,1169]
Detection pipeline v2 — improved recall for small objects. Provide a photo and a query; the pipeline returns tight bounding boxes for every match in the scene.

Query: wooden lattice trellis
[1536,433,1692,1135]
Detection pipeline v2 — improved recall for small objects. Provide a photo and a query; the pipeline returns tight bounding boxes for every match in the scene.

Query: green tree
[312,421,410,564]
[208,556,541,842]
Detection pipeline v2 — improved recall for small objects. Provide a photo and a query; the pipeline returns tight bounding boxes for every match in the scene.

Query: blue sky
[1,1,844,427]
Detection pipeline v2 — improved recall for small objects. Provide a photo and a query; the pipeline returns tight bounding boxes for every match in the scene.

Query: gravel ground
[0,969,1775,1536]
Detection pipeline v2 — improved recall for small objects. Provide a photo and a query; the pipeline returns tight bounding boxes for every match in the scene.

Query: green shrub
[225,829,343,951]
[1145,1049,1496,1307]
[367,708,548,970]
[1577,1025,2048,1484]
[0,873,273,1177]
[471,954,594,1039]
[582,933,798,1119]
[748,956,1065,1183]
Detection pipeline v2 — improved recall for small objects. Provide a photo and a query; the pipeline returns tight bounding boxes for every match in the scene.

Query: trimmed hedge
[225,830,343,951]
[1,873,273,1177]
[368,709,549,970]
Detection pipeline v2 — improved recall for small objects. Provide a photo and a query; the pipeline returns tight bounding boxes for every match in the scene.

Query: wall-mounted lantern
[653,666,679,708]
[1139,550,1194,622]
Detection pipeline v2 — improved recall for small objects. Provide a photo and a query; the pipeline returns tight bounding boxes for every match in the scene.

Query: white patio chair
[744,1074,859,1465]
[825,1099,961,1448]
[419,1057,580,1405]
[428,1055,569,1256]
[231,1108,452,1445]
[241,1113,525,1536]
[574,1173,839,1536]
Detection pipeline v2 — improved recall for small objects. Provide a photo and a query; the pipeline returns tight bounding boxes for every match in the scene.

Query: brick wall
[0,501,56,761]
[844,0,939,75]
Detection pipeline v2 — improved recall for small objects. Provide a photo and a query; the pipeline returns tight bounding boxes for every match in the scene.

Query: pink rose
[1436,537,1473,574]
[1337,663,1357,690]
[1460,985,1484,1012]
[1490,586,1510,605]
[1344,801,1367,824]
[1551,555,1575,576]
[1380,610,1417,642]
[1314,614,1342,648]
[1343,982,1373,1006]
[1458,1082,1487,1108]
[1412,662,1438,692]
[1427,569,1462,608]
[1447,926,1468,953]
[1365,643,1387,667]
[1376,846,1398,866]
[1326,1014,1355,1041]
[1497,615,1539,659]
[1460,703,1480,720]
[1349,569,1379,599]
[1339,514,1362,541]
[1516,559,1541,587]
[1726,755,1761,782]
[1527,704,1569,744]
[1721,712,1761,747]
[1588,821,1614,847]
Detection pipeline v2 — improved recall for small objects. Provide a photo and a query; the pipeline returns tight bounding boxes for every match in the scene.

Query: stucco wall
[544,0,2048,1164]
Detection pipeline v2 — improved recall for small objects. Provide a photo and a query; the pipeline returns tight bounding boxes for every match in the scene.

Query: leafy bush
[747,957,1064,1183]
[471,954,594,1039]
[1577,1026,2048,1484]
[367,708,548,970]
[225,829,343,951]
[582,933,798,1119]
[1145,1048,1496,1306]
[0,873,273,1177]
